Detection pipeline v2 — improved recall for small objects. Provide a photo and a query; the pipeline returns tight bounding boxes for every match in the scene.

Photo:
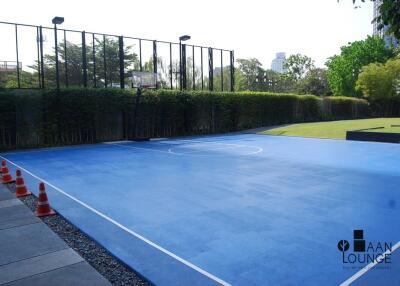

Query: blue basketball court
[1,134,399,286]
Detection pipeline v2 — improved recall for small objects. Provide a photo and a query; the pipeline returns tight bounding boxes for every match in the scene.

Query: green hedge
[0,88,370,150]
[368,97,400,117]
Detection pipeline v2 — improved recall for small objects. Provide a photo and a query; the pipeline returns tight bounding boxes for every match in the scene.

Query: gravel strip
[6,183,150,286]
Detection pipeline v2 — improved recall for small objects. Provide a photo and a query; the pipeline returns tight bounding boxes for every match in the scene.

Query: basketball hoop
[132,71,157,89]
[131,71,156,141]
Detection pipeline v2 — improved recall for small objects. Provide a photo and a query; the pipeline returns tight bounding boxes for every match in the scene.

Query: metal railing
[0,21,235,91]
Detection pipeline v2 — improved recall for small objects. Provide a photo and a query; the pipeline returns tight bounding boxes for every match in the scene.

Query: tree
[283,54,315,82]
[0,70,38,88]
[298,68,332,96]
[349,0,400,40]
[255,69,296,93]
[213,66,233,92]
[236,58,264,91]
[326,36,393,96]
[30,38,138,88]
[234,69,247,91]
[356,58,400,100]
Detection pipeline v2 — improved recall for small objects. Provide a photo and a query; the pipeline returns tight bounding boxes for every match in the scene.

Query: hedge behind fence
[0,89,370,150]
[368,97,400,117]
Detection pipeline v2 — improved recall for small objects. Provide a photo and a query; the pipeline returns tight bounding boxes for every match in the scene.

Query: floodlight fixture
[52,17,64,25]
[179,35,191,42]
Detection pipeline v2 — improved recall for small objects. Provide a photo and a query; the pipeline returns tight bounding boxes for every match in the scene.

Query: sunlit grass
[261,118,400,139]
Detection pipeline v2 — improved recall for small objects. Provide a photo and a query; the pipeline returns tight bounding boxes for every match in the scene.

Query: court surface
[1,134,399,286]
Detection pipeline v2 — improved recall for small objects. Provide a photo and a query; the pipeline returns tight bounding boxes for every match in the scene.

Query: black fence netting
[0,89,370,150]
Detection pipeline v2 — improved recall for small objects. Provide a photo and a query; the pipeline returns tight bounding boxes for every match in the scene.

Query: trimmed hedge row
[0,88,370,150]
[368,97,400,117]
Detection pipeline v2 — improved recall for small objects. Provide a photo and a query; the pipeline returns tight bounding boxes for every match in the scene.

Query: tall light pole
[179,35,190,90]
[52,16,64,90]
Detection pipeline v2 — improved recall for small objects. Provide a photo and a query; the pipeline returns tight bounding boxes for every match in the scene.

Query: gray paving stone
[2,262,111,286]
[0,183,111,285]
[0,248,84,285]
[0,188,13,201]
[0,222,68,266]
[0,204,40,230]
[0,199,22,209]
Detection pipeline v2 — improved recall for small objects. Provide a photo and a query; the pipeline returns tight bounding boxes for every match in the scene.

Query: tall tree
[356,58,400,100]
[236,58,264,91]
[283,54,315,82]
[298,68,332,96]
[30,38,138,88]
[326,36,393,96]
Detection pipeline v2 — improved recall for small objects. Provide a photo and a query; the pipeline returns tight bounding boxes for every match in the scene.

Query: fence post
[36,27,41,88]
[139,39,142,71]
[82,31,88,87]
[39,26,45,88]
[221,49,223,92]
[153,40,157,89]
[15,25,20,88]
[192,46,195,90]
[92,33,97,88]
[103,35,107,87]
[169,42,173,89]
[182,44,187,90]
[230,50,235,92]
[54,24,60,90]
[119,36,124,89]
[64,30,69,87]
[201,47,204,90]
[208,48,213,91]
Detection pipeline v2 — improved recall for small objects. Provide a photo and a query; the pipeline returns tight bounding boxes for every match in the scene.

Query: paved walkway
[0,184,111,286]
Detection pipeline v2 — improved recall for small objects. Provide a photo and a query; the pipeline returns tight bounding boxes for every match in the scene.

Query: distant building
[271,52,286,74]
[373,0,398,48]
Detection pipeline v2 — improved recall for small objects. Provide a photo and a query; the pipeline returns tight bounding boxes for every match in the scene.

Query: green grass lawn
[368,126,400,133]
[261,118,400,140]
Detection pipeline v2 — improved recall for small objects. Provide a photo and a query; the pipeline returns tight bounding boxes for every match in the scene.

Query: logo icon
[337,240,350,252]
[353,230,365,252]
[337,229,392,268]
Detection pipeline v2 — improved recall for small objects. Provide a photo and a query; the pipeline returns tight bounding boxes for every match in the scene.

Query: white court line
[107,143,171,154]
[339,241,400,286]
[168,144,263,155]
[169,144,248,154]
[107,141,262,156]
[168,138,248,148]
[0,155,231,286]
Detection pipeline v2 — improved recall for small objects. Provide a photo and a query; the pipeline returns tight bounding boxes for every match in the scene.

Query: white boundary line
[168,144,263,156]
[339,241,400,286]
[107,141,263,156]
[107,143,171,154]
[0,155,231,286]
[170,144,248,154]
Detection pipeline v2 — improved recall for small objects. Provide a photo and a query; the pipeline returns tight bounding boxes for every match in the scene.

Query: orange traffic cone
[35,182,56,217]
[1,160,15,184]
[15,170,32,197]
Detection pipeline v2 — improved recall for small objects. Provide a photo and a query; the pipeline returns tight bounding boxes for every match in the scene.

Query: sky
[1,0,373,69]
